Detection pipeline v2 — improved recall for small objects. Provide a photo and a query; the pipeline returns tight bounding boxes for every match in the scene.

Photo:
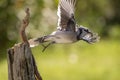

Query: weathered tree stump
[7,8,42,80]
[7,43,42,80]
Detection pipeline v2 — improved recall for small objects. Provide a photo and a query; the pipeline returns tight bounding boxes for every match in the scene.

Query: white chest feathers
[48,31,77,43]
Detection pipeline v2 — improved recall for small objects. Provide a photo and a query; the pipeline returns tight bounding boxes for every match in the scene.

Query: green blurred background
[0,0,120,80]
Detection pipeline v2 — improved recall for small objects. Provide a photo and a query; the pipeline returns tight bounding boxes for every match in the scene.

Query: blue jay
[29,0,100,51]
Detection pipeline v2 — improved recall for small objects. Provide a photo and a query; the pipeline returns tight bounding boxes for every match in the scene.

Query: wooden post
[7,8,42,80]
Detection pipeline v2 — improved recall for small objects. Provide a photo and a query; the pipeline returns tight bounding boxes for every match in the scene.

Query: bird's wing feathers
[57,0,76,31]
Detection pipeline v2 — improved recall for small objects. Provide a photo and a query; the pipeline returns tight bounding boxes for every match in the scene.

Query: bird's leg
[41,44,46,47]
[42,41,55,52]
[35,35,55,52]
[35,36,48,43]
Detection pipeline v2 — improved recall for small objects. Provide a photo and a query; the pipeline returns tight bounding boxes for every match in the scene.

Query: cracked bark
[7,8,42,80]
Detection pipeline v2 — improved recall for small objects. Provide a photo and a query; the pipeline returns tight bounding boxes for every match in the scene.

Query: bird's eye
[84,29,88,32]
[86,29,89,32]
[86,29,90,32]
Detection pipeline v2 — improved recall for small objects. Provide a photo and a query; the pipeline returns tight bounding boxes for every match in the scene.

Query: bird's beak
[82,33,100,44]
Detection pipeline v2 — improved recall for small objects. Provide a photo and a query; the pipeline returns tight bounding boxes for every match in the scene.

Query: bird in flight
[29,0,100,52]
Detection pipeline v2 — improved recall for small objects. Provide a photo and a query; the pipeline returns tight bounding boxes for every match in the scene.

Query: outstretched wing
[57,0,76,32]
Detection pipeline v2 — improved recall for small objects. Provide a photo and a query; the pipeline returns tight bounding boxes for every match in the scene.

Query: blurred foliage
[0,40,120,80]
[0,0,120,79]
[0,0,44,60]
[75,0,120,38]
[0,0,119,48]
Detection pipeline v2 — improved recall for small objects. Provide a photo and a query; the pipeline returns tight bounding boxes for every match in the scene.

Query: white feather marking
[57,6,61,27]
[57,0,76,29]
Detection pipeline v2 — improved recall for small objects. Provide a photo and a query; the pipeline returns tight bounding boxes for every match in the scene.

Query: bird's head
[77,26,100,43]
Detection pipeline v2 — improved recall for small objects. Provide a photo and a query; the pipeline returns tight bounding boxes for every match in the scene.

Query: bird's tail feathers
[29,38,40,47]
[29,35,51,47]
